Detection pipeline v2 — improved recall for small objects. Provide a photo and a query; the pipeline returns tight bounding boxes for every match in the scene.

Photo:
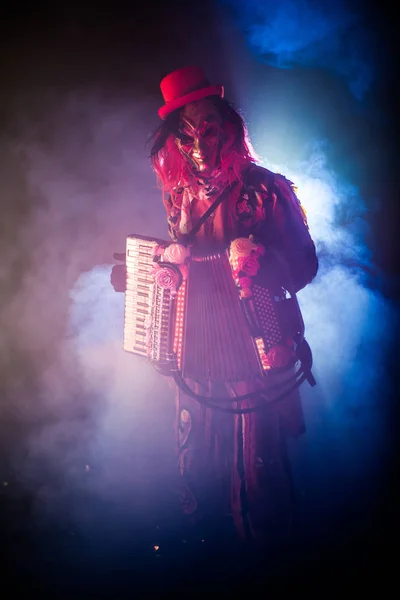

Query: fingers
[110,264,126,293]
[113,252,126,262]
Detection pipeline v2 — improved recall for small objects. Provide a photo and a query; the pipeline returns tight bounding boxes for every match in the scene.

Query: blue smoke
[3,70,392,565]
[221,0,374,99]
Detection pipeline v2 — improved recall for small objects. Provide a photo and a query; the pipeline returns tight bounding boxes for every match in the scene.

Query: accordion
[123,233,307,386]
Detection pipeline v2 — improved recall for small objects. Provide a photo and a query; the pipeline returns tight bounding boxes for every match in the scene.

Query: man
[111,66,318,546]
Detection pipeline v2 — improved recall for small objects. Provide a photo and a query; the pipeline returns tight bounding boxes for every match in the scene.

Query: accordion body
[124,234,302,383]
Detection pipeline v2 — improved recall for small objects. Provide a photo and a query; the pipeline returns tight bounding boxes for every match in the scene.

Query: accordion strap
[184,180,239,243]
[183,164,274,243]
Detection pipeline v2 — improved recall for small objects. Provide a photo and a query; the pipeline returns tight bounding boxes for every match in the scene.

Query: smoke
[221,0,376,99]
[0,80,395,554]
[0,88,176,539]
[256,141,395,506]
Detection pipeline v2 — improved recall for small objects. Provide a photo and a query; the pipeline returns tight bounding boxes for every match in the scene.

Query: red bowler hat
[158,66,224,119]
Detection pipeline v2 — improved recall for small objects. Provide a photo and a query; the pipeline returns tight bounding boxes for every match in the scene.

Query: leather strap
[184,180,239,242]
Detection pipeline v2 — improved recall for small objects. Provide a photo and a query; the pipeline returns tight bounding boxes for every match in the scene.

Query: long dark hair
[149,96,257,194]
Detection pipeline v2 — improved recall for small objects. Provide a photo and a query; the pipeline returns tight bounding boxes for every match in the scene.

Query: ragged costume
[122,66,318,544]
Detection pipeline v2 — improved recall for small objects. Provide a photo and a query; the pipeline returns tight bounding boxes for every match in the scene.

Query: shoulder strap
[185,180,239,242]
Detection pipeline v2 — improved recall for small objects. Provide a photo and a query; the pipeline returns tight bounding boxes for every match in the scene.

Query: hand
[110,252,126,293]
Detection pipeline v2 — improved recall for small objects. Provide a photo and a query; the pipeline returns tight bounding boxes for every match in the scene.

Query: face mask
[176,113,223,176]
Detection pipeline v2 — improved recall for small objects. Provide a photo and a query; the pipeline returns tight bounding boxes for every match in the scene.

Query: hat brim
[158,84,224,119]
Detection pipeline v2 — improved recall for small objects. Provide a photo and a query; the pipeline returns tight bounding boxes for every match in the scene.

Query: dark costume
[113,66,318,544]
[163,162,317,542]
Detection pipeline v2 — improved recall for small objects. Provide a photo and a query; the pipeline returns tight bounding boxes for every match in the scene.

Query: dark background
[0,0,398,594]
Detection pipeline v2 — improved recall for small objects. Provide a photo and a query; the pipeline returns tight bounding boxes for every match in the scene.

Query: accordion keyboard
[123,236,157,357]
[122,234,294,379]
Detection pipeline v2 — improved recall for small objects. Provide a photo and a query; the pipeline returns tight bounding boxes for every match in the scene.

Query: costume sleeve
[269,175,318,293]
[250,173,318,293]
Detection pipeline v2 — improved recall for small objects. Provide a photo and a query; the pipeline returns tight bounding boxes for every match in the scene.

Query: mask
[175,102,223,176]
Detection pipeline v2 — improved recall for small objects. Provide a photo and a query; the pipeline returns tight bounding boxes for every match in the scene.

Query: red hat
[158,66,224,119]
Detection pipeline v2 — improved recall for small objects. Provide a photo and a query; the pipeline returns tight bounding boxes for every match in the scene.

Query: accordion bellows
[124,234,294,383]
[183,254,261,381]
